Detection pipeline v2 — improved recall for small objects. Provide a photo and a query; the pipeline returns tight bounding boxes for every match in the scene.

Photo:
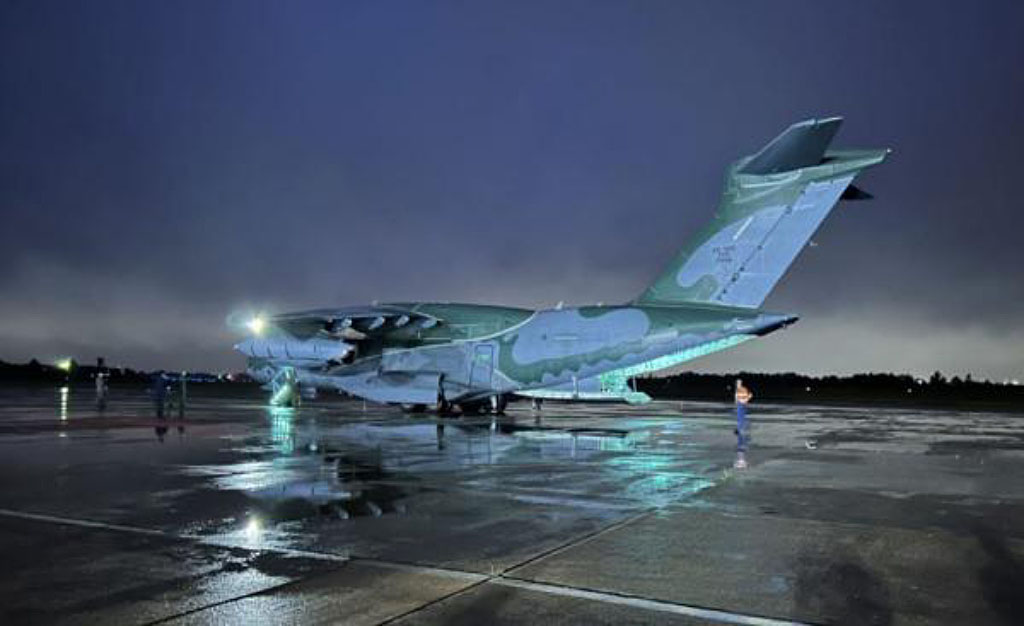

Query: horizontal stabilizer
[841,184,873,201]
[518,372,652,405]
[739,117,842,175]
[516,389,652,405]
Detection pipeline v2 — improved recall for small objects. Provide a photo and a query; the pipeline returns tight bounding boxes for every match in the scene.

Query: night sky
[2,1,1023,379]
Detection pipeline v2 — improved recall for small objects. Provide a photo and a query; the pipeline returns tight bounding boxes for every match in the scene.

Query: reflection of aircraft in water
[233,118,888,412]
[250,452,408,520]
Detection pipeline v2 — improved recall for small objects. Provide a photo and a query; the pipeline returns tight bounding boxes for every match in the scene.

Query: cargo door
[469,345,494,389]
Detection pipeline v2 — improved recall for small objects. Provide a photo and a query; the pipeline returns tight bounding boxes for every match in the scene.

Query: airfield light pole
[179,371,188,419]
[56,358,74,386]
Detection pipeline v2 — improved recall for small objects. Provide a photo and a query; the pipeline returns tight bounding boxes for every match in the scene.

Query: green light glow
[268,406,295,454]
[268,366,298,407]
[598,335,753,392]
[270,385,292,407]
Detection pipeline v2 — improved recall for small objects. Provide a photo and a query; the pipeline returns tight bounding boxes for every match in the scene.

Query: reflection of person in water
[436,423,446,450]
[153,424,185,443]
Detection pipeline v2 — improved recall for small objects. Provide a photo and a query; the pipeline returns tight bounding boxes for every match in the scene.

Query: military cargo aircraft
[233,117,888,412]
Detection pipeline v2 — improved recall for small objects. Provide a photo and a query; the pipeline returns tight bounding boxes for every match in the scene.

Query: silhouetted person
[94,372,109,411]
[734,378,753,469]
[152,372,170,418]
[177,371,187,419]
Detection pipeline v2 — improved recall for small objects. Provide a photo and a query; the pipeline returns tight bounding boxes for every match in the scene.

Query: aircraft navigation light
[55,358,73,372]
[245,516,262,541]
[246,315,266,336]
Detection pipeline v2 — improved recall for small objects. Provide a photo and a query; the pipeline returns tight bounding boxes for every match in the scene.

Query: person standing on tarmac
[734,379,753,469]
[94,371,109,411]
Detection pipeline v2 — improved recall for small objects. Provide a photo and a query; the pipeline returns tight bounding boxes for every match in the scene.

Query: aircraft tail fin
[636,117,889,308]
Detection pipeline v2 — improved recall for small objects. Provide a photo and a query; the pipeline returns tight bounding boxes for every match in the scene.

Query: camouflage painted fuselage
[238,117,888,406]
[244,302,794,404]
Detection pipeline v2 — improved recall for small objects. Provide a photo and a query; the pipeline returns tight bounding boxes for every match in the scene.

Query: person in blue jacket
[734,379,753,469]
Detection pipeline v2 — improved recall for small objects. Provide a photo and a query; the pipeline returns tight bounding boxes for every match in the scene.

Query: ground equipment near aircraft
[233,117,888,412]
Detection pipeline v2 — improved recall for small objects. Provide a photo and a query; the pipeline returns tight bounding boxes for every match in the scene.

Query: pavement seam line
[0,508,351,563]
[187,536,351,562]
[362,510,661,625]
[0,508,172,537]
[142,567,349,626]
[0,506,491,626]
[4,488,781,625]
[372,577,492,626]
[501,508,656,576]
[364,509,669,625]
[495,461,734,578]
[492,577,812,626]
[349,557,489,583]
[0,509,363,626]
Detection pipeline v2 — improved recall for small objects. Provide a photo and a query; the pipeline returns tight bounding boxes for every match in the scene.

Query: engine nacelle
[234,337,355,363]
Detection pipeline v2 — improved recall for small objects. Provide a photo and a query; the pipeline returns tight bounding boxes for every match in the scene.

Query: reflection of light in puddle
[268,407,295,454]
[196,515,307,552]
[198,416,718,540]
[58,386,69,422]
[604,449,717,507]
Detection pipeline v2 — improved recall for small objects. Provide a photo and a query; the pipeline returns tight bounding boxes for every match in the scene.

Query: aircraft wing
[270,305,441,340]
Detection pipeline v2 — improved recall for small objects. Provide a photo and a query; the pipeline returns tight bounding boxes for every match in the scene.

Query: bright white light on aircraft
[55,358,72,372]
[245,517,262,540]
[247,316,266,336]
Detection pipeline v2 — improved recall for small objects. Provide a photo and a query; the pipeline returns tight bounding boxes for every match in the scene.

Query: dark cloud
[2,1,1023,378]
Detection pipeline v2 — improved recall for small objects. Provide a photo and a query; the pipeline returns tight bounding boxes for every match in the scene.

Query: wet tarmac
[1,385,1023,625]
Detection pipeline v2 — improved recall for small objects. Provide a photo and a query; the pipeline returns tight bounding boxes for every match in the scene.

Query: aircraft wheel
[457,401,488,415]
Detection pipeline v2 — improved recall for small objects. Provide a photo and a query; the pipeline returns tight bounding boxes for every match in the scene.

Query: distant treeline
[5,357,1024,411]
[0,359,240,385]
[638,371,1024,411]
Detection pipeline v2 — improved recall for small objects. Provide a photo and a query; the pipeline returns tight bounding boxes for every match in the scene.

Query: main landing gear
[434,393,507,417]
[435,396,454,416]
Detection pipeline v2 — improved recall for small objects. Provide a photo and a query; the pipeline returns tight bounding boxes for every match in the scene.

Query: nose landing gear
[269,367,300,407]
